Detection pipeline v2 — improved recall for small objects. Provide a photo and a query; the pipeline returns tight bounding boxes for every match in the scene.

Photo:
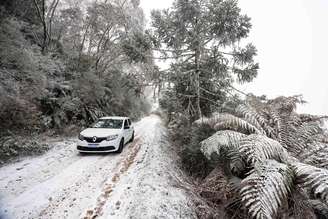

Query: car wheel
[117,138,124,153]
[130,131,134,142]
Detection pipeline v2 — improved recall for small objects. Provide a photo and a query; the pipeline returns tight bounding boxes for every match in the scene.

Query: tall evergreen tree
[151,0,259,119]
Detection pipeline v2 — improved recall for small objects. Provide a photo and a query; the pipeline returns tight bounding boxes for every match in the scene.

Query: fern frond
[308,199,328,217]
[299,114,328,122]
[237,104,275,137]
[293,162,328,204]
[194,113,221,128]
[269,109,287,147]
[240,160,293,219]
[214,114,264,135]
[227,176,243,194]
[268,95,304,113]
[297,122,321,142]
[238,134,289,166]
[200,130,246,160]
[200,130,247,174]
[299,142,328,168]
[195,113,264,135]
[268,109,320,155]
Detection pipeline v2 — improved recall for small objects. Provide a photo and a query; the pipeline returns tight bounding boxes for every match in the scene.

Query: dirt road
[0,115,197,219]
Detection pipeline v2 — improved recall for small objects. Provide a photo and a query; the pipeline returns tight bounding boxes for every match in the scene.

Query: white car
[77,116,134,153]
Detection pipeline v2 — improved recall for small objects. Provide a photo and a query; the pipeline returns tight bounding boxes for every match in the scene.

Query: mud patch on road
[82,137,142,219]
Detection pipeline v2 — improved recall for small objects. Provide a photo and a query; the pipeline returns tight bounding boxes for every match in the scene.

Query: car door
[123,119,131,143]
[128,119,133,132]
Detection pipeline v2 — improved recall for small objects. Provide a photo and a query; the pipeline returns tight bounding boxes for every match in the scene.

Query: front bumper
[77,138,120,153]
[77,145,116,152]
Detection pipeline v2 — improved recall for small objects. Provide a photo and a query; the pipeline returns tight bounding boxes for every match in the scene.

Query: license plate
[88,144,99,147]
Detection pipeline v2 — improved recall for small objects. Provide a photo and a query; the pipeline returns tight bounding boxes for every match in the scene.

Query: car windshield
[90,119,123,129]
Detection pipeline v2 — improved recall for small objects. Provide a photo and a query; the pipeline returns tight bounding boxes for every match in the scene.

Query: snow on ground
[0,115,197,219]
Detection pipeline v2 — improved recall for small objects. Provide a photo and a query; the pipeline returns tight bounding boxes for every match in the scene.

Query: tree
[150,0,258,119]
[32,0,60,53]
[197,95,328,218]
[56,6,83,50]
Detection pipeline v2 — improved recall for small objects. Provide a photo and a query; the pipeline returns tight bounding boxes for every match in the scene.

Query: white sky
[140,0,328,115]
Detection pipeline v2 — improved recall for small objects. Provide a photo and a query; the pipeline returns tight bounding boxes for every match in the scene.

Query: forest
[0,0,154,162]
[1,0,328,218]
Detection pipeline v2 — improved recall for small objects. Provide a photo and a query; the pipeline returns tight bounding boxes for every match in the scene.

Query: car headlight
[106,134,118,141]
[78,134,84,141]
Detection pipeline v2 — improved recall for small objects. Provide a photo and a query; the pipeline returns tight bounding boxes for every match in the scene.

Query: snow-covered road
[0,115,197,219]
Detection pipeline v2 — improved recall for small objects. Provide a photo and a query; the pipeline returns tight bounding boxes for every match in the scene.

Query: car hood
[80,128,121,137]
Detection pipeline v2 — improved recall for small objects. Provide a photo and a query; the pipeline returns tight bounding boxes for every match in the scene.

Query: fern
[238,134,289,166]
[200,130,245,160]
[196,113,264,135]
[194,113,221,128]
[214,114,264,135]
[240,160,293,219]
[197,95,328,218]
[293,162,328,204]
[237,104,275,137]
[269,109,287,147]
[308,199,328,217]
[299,142,328,168]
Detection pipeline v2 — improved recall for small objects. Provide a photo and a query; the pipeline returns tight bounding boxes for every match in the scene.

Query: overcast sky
[140,0,328,115]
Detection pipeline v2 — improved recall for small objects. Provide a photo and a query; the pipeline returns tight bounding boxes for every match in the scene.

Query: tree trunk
[33,0,48,54]
[77,21,91,68]
[195,17,202,119]
[195,48,202,119]
[47,0,60,49]
[41,0,47,53]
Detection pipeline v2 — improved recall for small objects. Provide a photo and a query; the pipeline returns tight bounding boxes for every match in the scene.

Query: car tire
[130,131,134,142]
[117,138,124,153]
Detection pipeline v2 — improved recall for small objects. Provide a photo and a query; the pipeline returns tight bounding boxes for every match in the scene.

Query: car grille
[77,146,115,151]
[83,137,107,143]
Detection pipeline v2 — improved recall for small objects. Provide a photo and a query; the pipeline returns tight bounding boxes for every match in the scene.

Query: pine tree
[151,0,258,119]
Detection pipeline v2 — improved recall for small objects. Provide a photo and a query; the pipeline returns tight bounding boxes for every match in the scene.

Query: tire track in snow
[82,137,142,219]
[94,115,198,219]
[38,137,141,219]
[0,120,145,219]
[0,115,197,219]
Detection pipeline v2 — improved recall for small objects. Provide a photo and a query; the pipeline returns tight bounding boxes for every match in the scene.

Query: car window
[91,119,123,129]
[124,120,129,128]
[128,119,131,125]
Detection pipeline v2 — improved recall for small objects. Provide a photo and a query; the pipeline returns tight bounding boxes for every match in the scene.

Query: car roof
[99,116,129,120]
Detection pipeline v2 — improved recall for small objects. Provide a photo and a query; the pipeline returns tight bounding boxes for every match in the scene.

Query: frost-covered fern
[196,113,264,135]
[299,142,328,168]
[200,96,328,168]
[198,95,328,218]
[200,130,247,174]
[240,160,293,219]
[238,134,289,166]
[237,104,274,137]
[293,162,328,204]
[200,130,245,160]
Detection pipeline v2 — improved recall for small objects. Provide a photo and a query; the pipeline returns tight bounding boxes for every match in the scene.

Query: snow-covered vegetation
[0,0,154,162]
[197,95,328,218]
[1,0,327,218]
[154,0,328,218]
